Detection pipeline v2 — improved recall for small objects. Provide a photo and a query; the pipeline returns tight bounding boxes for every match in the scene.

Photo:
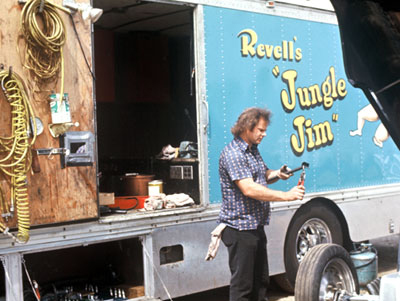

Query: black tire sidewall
[295,244,360,300]
[284,204,343,288]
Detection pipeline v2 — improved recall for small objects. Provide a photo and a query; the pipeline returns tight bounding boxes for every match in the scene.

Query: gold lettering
[337,79,347,98]
[273,46,282,60]
[281,66,347,111]
[313,121,334,146]
[309,84,323,106]
[290,117,335,156]
[289,41,294,61]
[265,45,273,58]
[322,76,334,109]
[305,119,314,150]
[238,30,302,62]
[283,40,288,60]
[238,29,257,57]
[256,44,265,57]
[297,87,312,108]
[280,70,298,112]
[295,48,302,61]
[291,116,306,156]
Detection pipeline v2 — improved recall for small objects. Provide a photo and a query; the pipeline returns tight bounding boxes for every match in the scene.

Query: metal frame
[194,4,210,208]
[1,254,23,301]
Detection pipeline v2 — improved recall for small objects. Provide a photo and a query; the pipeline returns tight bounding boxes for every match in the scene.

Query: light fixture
[62,0,103,23]
[266,1,275,8]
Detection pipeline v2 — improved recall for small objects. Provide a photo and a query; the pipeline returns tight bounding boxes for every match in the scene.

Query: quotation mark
[332,113,339,122]
[272,65,280,77]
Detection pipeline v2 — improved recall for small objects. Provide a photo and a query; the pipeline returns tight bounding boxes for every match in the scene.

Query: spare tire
[295,243,359,301]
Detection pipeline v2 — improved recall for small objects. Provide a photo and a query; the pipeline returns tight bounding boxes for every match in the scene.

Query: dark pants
[221,226,269,301]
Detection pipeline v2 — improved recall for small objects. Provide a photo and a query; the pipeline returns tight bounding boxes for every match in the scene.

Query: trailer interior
[0,2,198,300]
[22,238,144,300]
[93,0,200,213]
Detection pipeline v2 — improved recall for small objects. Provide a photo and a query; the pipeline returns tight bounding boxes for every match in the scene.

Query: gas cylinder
[350,243,378,287]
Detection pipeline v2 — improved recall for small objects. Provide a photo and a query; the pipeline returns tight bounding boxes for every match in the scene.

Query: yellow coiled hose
[20,0,66,97]
[0,69,37,243]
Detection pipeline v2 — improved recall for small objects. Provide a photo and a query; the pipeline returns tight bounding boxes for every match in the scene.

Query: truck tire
[275,203,343,292]
[295,243,359,301]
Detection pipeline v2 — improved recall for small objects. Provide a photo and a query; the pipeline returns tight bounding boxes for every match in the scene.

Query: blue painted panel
[204,6,400,204]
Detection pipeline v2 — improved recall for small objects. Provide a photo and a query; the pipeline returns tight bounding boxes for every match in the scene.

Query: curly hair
[231,107,271,138]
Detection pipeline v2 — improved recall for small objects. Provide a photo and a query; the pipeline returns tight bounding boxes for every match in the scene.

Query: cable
[69,14,96,80]
[0,68,37,243]
[20,0,66,97]
[141,239,174,301]
[22,257,41,301]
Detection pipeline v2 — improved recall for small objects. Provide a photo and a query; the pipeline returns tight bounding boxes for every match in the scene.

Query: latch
[36,148,69,156]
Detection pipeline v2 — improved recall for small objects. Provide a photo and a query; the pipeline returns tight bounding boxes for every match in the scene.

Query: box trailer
[0,0,399,300]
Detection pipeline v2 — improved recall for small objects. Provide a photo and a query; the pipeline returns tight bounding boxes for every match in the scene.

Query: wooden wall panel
[0,0,97,230]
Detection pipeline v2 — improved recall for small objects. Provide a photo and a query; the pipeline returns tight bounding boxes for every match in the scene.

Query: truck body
[0,0,399,300]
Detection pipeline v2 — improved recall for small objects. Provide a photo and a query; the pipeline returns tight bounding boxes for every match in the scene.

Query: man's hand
[286,185,305,201]
[277,165,292,180]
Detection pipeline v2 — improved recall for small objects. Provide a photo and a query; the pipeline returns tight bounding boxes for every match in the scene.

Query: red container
[110,196,148,210]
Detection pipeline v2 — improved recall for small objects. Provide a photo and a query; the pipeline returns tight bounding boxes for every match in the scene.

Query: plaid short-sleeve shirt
[218,137,270,230]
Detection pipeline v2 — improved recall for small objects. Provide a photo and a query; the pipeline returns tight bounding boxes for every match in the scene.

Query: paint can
[148,180,163,196]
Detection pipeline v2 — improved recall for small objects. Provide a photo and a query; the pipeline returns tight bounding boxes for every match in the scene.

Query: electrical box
[170,165,194,180]
[60,131,95,168]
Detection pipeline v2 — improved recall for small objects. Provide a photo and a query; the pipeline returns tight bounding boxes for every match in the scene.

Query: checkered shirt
[218,137,270,230]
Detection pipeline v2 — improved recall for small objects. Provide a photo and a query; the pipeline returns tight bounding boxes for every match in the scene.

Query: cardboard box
[126,285,145,298]
[116,284,144,299]
[99,192,115,205]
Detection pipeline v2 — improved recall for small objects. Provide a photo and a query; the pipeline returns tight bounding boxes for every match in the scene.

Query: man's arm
[235,178,305,202]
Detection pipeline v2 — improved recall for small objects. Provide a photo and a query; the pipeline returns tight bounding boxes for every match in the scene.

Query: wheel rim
[319,258,357,301]
[296,218,332,262]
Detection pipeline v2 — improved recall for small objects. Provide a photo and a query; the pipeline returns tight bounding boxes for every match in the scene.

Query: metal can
[148,180,164,196]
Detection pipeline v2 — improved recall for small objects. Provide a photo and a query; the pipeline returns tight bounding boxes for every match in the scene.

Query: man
[218,107,305,301]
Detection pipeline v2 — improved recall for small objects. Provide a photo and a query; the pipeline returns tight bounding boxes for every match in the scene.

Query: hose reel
[20,0,67,97]
[0,66,37,243]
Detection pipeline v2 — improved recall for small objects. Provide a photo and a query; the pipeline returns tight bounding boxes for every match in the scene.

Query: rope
[0,68,37,243]
[22,257,41,301]
[20,0,66,97]
[141,239,174,301]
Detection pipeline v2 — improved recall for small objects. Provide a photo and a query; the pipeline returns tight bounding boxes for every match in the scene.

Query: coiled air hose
[20,0,66,97]
[0,68,37,243]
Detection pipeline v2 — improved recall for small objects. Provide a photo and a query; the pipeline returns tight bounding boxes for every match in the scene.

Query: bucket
[110,196,148,210]
[120,174,155,196]
[148,180,163,196]
[350,243,378,286]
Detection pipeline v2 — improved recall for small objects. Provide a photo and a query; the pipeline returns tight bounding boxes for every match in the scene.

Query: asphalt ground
[175,234,400,301]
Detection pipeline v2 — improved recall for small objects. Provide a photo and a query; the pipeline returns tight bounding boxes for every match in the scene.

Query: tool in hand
[298,166,306,186]
[269,162,309,182]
